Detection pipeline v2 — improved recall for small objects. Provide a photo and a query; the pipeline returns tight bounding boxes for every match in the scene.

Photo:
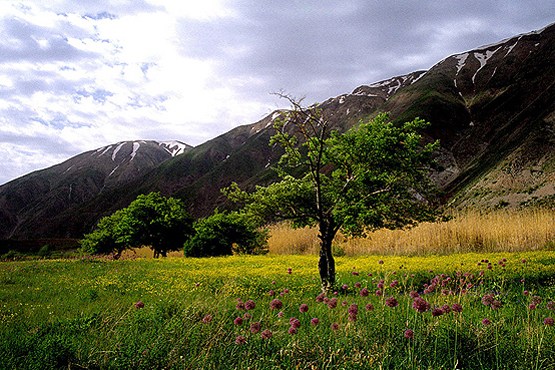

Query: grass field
[2,251,555,369]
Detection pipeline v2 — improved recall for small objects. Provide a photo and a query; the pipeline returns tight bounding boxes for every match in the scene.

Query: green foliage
[184,211,268,257]
[80,192,193,258]
[225,96,439,289]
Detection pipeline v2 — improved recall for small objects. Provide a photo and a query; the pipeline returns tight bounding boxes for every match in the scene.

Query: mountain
[1,23,554,244]
[0,140,191,240]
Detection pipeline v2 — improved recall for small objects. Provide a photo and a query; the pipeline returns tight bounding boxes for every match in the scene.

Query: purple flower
[482,318,491,326]
[250,322,261,334]
[348,304,359,315]
[441,304,451,314]
[244,299,256,310]
[261,329,273,339]
[287,268,292,274]
[385,296,398,308]
[532,296,542,305]
[529,303,537,310]
[544,317,554,326]
[202,314,212,324]
[327,298,338,309]
[289,317,301,328]
[299,303,309,313]
[412,297,430,313]
[378,260,384,265]
[341,284,349,291]
[236,298,245,310]
[311,317,320,326]
[409,291,420,299]
[452,303,463,313]
[352,271,360,276]
[481,294,495,306]
[243,313,252,320]
[390,280,399,288]
[235,335,246,345]
[278,311,285,318]
[233,317,243,325]
[365,303,374,311]
[491,300,502,310]
[375,290,383,296]
[288,326,298,335]
[348,313,357,322]
[134,301,144,309]
[316,293,326,302]
[270,299,283,310]
[331,322,339,331]
[360,288,369,297]
[404,329,414,339]
[355,282,362,288]
[431,307,444,317]
[268,290,275,296]
[547,301,555,310]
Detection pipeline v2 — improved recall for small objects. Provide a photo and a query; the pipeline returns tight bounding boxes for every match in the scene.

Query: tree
[81,192,193,258]
[225,97,439,291]
[184,211,268,257]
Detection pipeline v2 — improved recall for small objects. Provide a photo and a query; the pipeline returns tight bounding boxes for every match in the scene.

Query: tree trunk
[318,233,336,293]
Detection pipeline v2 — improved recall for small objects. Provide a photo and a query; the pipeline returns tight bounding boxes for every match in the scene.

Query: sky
[0,1,553,186]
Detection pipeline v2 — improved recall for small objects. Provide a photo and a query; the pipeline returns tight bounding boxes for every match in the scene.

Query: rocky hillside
[1,23,554,243]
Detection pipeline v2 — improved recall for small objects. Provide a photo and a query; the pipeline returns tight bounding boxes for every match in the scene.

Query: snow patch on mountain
[159,141,189,157]
[472,47,501,83]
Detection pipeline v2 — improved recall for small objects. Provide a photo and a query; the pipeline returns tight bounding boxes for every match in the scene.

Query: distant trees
[226,96,439,291]
[81,192,193,258]
[184,211,268,257]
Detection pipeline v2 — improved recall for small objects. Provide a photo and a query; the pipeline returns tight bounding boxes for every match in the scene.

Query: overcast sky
[0,1,553,185]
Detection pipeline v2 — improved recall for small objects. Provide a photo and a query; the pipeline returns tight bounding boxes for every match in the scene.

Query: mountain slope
[0,140,191,239]
[1,23,554,243]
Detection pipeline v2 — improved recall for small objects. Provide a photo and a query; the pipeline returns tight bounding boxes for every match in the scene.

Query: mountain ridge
[1,22,554,243]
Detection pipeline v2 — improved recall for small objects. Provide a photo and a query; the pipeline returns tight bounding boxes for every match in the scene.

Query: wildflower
[261,329,273,339]
[311,317,320,326]
[342,300,348,307]
[523,290,529,296]
[268,290,275,296]
[327,298,338,309]
[482,318,491,326]
[412,297,430,313]
[282,288,290,294]
[235,335,246,345]
[441,304,451,314]
[452,303,463,313]
[134,301,144,309]
[341,284,349,291]
[316,293,326,302]
[355,282,362,288]
[288,326,298,335]
[233,317,243,326]
[385,297,398,308]
[532,296,542,305]
[404,329,414,339]
[409,291,420,299]
[365,303,374,311]
[289,317,301,328]
[287,268,292,274]
[390,280,399,288]
[278,311,285,318]
[348,313,357,322]
[529,304,537,310]
[299,303,309,313]
[352,271,360,276]
[431,307,444,317]
[521,259,527,264]
[331,322,340,331]
[202,314,212,324]
[547,301,555,310]
[348,304,359,315]
[378,260,384,264]
[243,313,252,320]
[544,317,554,326]
[250,322,261,334]
[481,294,495,306]
[375,290,383,296]
[270,299,283,310]
[377,280,385,289]
[491,300,502,310]
[236,299,245,310]
[245,300,256,310]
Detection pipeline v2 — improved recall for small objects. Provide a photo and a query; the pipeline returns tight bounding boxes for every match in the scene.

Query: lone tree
[81,192,193,258]
[226,97,439,291]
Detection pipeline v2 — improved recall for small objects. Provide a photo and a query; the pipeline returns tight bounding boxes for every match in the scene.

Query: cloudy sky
[0,1,553,185]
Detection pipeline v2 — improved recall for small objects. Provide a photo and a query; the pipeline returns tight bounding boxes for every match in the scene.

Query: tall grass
[268,209,555,256]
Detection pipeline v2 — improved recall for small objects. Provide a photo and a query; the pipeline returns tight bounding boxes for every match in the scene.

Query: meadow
[2,250,555,369]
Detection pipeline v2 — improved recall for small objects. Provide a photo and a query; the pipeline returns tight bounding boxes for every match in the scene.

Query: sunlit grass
[268,209,555,255]
[1,252,555,368]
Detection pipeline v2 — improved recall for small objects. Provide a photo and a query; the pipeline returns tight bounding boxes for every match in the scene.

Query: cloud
[0,0,553,185]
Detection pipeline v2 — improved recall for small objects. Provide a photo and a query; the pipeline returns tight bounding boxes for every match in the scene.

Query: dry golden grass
[267,209,555,256]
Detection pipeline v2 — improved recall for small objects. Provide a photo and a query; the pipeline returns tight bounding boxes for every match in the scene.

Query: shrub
[184,211,268,257]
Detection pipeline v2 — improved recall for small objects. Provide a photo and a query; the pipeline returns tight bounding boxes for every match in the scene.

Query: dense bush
[184,211,268,257]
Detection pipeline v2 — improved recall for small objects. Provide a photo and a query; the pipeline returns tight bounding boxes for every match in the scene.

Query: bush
[184,211,268,257]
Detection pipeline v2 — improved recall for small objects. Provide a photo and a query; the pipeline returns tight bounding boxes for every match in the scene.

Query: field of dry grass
[267,209,555,256]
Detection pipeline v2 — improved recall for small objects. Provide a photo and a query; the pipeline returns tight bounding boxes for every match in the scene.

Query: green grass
[1,252,555,369]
